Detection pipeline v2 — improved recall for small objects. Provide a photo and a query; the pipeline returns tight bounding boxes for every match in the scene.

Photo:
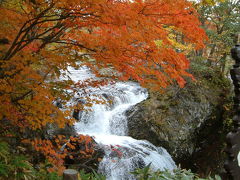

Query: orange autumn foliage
[31,137,67,174]
[0,0,207,131]
[31,135,95,174]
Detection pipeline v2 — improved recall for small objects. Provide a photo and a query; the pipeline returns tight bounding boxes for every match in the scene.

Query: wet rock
[102,93,109,100]
[72,98,87,121]
[127,78,231,166]
[73,109,80,120]
[45,123,77,139]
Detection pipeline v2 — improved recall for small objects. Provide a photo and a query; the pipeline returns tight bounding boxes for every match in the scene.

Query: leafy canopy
[194,0,240,75]
[0,0,207,130]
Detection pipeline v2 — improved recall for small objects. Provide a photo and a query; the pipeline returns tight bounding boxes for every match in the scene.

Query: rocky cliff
[126,62,233,175]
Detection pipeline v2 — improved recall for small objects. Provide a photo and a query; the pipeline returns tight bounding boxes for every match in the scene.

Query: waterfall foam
[62,66,176,179]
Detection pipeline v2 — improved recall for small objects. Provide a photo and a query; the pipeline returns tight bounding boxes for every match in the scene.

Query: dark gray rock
[45,123,77,139]
[126,81,229,163]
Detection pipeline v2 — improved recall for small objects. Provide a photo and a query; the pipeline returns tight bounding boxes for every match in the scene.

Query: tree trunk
[63,169,80,180]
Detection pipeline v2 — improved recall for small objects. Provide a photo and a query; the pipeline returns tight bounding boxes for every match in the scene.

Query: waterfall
[62,66,176,179]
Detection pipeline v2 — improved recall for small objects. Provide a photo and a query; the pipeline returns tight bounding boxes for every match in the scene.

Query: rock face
[44,123,77,139]
[126,76,231,167]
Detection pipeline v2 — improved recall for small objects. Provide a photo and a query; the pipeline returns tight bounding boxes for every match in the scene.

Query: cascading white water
[62,66,176,179]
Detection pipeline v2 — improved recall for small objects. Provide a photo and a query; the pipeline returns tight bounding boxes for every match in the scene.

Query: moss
[128,57,233,176]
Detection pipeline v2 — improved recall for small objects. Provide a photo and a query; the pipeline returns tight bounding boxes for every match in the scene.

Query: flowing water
[62,66,176,179]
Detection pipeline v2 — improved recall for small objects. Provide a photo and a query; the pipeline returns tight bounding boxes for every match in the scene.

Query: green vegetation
[196,0,240,75]
[0,140,224,180]
[79,170,106,180]
[133,164,222,180]
[0,141,61,180]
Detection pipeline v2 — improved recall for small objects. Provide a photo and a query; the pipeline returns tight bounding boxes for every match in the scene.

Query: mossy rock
[127,61,232,175]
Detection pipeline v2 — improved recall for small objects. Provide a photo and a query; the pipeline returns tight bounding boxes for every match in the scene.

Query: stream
[62,66,176,179]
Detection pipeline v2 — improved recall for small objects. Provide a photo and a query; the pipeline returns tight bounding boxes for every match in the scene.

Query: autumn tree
[0,0,207,131]
[0,1,207,172]
[194,0,240,74]
[0,0,208,175]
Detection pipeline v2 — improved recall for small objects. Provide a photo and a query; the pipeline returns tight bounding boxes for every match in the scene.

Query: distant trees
[195,0,240,75]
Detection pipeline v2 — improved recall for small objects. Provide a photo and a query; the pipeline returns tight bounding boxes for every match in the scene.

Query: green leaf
[215,175,222,180]
[0,161,9,177]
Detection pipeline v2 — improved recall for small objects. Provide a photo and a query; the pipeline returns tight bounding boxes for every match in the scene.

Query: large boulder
[126,67,232,170]
[44,123,77,139]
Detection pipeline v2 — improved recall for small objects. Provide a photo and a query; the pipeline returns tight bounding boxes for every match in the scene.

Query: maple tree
[0,0,207,175]
[29,134,96,174]
[0,0,207,131]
